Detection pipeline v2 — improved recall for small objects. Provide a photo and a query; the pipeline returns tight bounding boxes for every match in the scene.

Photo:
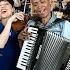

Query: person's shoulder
[64,20,70,24]
[62,20,70,39]
[27,20,36,26]
[27,15,42,26]
[64,21,70,30]
[62,20,70,26]
[59,19,70,25]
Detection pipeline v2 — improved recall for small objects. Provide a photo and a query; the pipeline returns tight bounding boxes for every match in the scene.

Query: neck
[1,16,11,26]
[42,13,51,24]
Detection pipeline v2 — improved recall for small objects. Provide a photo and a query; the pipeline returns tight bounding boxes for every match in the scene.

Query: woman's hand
[7,12,24,24]
[0,12,24,48]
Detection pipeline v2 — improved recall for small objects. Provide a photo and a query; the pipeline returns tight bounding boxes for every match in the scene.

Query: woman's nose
[0,4,5,8]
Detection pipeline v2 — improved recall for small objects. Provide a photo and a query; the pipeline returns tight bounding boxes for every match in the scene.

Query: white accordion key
[65,58,70,70]
[16,27,38,70]
[17,40,29,70]
[29,36,36,41]
[28,27,38,37]
[16,62,26,70]
[31,33,37,38]
[28,27,38,33]
[28,40,35,44]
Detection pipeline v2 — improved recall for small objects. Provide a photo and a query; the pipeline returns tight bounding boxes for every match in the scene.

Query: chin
[1,16,8,19]
[41,15,47,18]
[40,13,47,17]
[2,14,11,18]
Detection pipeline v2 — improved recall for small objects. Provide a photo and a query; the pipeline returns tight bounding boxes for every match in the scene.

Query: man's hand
[18,27,31,48]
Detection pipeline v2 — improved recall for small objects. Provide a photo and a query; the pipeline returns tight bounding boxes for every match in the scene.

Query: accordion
[16,26,45,70]
[34,31,70,70]
[16,26,70,70]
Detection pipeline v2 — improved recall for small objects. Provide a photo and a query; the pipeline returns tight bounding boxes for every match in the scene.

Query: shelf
[19,0,37,16]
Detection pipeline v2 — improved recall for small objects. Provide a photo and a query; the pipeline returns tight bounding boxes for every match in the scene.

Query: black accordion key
[16,26,46,70]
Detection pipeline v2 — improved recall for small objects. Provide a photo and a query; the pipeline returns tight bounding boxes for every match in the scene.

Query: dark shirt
[0,22,20,70]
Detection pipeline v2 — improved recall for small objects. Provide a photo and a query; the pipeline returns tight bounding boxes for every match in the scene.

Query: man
[18,0,70,69]
[18,0,70,46]
[30,0,70,38]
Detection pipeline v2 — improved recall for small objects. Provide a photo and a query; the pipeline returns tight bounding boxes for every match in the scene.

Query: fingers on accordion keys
[24,26,28,32]
[22,27,32,40]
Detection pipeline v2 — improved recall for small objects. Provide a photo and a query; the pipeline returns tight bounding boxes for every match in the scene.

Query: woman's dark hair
[0,0,14,6]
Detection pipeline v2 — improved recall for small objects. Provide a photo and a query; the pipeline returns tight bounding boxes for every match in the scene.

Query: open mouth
[1,9,7,14]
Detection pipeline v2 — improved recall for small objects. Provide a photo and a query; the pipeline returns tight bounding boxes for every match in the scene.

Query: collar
[46,12,57,26]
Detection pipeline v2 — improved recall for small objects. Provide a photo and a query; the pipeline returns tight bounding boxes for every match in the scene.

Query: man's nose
[38,2,42,9]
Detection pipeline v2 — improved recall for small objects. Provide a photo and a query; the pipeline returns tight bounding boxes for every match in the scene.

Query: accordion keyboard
[16,27,38,70]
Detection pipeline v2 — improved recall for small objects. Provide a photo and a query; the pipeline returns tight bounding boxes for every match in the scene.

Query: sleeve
[62,21,70,40]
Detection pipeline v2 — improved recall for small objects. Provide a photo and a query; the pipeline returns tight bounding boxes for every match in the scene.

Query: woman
[0,0,24,70]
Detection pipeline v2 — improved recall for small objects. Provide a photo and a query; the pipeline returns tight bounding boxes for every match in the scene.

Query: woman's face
[32,0,52,18]
[0,1,14,19]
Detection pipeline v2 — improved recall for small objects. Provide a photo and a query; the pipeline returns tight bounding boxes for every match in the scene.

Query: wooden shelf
[21,0,37,16]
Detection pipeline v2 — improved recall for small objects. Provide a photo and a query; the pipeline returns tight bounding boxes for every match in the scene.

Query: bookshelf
[15,0,37,16]
[21,0,37,16]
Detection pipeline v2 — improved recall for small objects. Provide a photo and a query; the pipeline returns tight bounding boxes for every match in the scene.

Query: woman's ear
[12,7,15,14]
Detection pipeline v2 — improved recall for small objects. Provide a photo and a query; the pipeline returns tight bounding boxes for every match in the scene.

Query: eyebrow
[33,0,39,2]
[40,0,45,1]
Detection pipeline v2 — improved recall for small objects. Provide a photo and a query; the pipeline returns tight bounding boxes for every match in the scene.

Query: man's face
[0,1,13,19]
[32,0,52,18]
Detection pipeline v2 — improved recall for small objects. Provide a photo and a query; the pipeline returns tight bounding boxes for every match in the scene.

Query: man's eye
[33,4,37,6]
[41,1,45,3]
[33,2,38,6]
[40,0,45,3]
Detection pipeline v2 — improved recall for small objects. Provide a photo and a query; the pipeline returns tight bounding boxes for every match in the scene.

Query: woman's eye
[41,1,45,3]
[5,3,9,5]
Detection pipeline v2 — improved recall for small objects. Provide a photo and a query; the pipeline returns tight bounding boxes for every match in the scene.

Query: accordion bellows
[34,31,70,70]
